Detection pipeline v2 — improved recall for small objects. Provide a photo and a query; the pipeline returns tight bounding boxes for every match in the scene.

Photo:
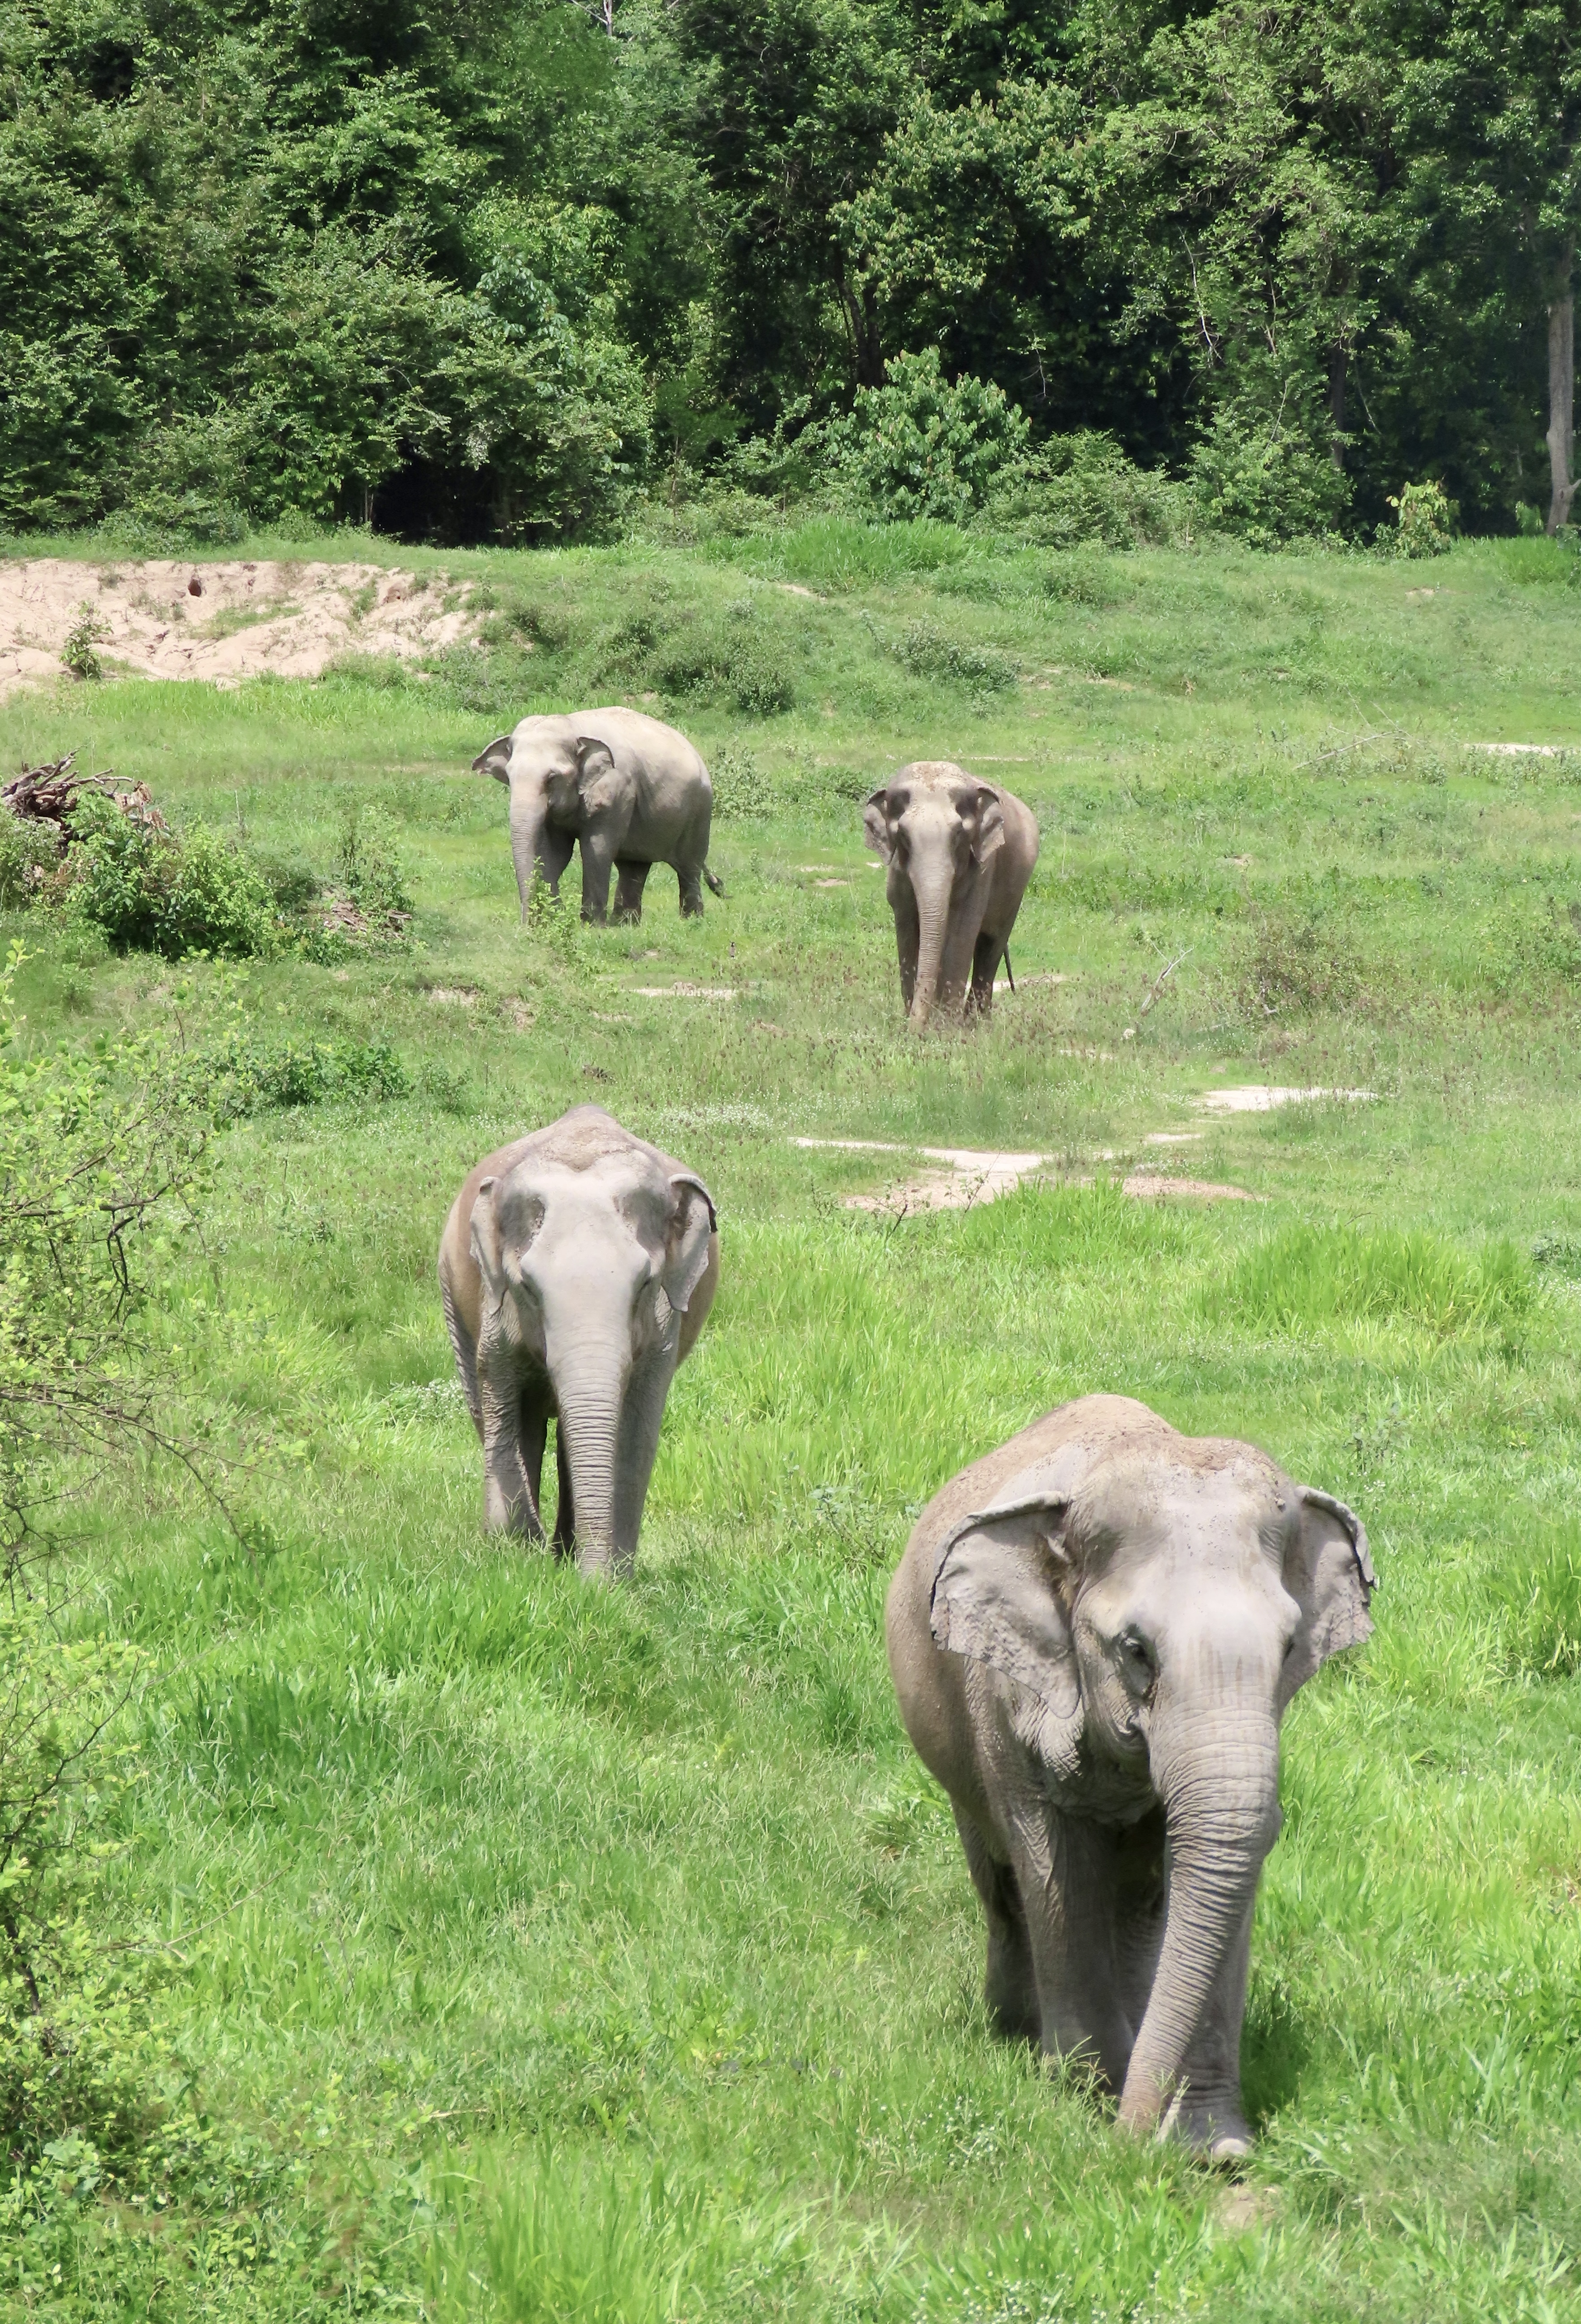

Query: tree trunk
[1328,344,1346,472]
[1547,248,1575,534]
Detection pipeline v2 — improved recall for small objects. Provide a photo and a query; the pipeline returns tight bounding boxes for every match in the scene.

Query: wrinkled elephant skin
[437,1105,719,1579]
[473,708,722,925]
[886,1394,1375,2155]
[864,763,1040,1025]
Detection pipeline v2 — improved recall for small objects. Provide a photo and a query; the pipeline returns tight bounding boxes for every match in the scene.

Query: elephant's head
[929,1422,1373,2135]
[469,1143,715,1573]
[864,763,1004,1025]
[474,729,623,916]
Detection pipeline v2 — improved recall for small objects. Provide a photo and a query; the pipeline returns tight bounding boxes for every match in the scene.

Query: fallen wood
[1,753,167,845]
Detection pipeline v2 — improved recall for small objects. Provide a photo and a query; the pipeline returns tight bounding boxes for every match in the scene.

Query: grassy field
[2,522,1580,2321]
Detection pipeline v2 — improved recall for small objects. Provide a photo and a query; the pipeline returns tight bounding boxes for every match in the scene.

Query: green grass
[3,527,1580,2321]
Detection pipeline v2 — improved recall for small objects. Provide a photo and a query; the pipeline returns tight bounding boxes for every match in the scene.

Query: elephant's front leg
[1010,1807,1136,2091]
[478,1357,546,1539]
[968,930,1002,1018]
[613,858,651,923]
[956,1810,1039,2040]
[578,823,620,924]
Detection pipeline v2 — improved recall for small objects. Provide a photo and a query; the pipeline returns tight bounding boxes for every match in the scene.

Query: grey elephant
[473,708,723,925]
[437,1106,719,1579]
[863,762,1040,1025]
[886,1394,1374,2156]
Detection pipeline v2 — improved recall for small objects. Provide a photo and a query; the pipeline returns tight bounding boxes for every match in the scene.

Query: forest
[4,0,1580,549]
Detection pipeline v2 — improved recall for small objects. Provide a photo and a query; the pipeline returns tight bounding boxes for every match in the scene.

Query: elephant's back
[585,706,709,782]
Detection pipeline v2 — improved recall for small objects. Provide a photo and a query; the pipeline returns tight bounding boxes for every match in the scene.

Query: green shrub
[193,1028,412,1117]
[1238,911,1368,1016]
[1532,1230,1581,1279]
[61,603,109,682]
[894,621,1018,692]
[831,348,1030,523]
[0,810,61,908]
[1383,479,1455,558]
[649,604,798,716]
[1189,408,1350,547]
[982,433,1191,550]
[710,744,775,823]
[1210,1222,1535,1340]
[335,801,413,927]
[65,796,283,958]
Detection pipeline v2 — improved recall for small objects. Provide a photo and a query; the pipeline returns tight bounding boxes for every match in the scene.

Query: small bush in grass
[894,621,1018,692]
[0,810,61,908]
[65,794,283,958]
[193,1027,412,1116]
[335,800,412,927]
[710,744,774,823]
[831,348,1030,523]
[1238,910,1367,1016]
[1383,479,1455,558]
[983,432,1191,550]
[1533,1229,1581,1279]
[1210,1222,1535,1340]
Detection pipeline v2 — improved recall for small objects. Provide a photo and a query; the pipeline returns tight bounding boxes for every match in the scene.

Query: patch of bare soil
[1194,1085,1376,1113]
[631,982,737,1000]
[0,559,482,695]
[1121,1173,1261,1203]
[794,1136,1259,1215]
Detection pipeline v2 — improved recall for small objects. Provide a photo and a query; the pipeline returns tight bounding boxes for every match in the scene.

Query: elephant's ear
[931,1490,1080,1735]
[662,1173,716,1314]
[1280,1486,1375,1709]
[863,787,895,861]
[469,1177,505,1292]
[573,735,623,813]
[473,735,513,783]
[969,785,1005,866]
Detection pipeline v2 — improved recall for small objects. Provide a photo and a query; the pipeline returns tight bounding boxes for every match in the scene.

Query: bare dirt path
[0,559,482,696]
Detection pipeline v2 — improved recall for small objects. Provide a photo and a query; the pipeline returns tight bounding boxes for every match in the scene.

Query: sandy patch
[1122,1173,1260,1203]
[0,558,482,695]
[814,878,849,889]
[1144,1131,1205,1146]
[993,971,1069,994]
[1467,741,1573,758]
[426,986,478,1006]
[794,1135,1258,1214]
[1194,1085,1376,1113]
[631,983,737,1000]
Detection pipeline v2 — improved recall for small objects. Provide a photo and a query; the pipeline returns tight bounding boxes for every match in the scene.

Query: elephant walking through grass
[473,708,723,925]
[886,1394,1374,2155]
[438,1106,719,1579]
[864,762,1039,1025]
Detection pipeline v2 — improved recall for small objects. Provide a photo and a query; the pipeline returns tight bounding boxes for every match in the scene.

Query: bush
[194,1028,412,1116]
[335,801,413,928]
[1382,479,1455,558]
[649,603,798,716]
[894,620,1018,692]
[981,432,1192,550]
[1238,911,1368,1016]
[65,796,283,958]
[1189,408,1350,547]
[831,348,1030,522]
[0,810,61,908]
[710,745,775,823]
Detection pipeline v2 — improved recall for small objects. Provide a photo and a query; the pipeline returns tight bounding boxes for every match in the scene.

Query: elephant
[437,1105,719,1579]
[863,763,1040,1026]
[885,1394,1374,2157]
[473,708,724,925]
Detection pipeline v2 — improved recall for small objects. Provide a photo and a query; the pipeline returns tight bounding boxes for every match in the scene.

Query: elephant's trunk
[509,785,547,923]
[908,863,955,1028]
[549,1342,627,1580]
[1117,1704,1281,2137]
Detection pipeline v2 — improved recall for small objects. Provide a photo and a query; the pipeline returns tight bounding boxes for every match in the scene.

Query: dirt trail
[0,559,483,696]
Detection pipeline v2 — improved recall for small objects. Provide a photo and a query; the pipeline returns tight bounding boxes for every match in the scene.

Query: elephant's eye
[1116,1629,1156,1690]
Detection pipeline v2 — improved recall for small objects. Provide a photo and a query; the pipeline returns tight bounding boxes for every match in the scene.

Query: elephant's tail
[1002,945,1015,993]
[704,864,725,898]
[441,1277,484,1440]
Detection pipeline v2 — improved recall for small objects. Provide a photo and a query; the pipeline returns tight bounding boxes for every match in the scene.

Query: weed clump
[66,792,284,958]
[1239,910,1367,1016]
[1490,1523,1581,1678]
[710,744,774,823]
[894,621,1018,693]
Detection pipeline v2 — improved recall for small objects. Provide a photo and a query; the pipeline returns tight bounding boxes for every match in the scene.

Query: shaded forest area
[4,0,1578,547]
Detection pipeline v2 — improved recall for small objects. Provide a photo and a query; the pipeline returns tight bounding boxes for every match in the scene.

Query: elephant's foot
[1175,2088,1253,2161]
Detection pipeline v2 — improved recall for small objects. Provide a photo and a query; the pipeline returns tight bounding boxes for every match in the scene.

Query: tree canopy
[1,0,1575,542]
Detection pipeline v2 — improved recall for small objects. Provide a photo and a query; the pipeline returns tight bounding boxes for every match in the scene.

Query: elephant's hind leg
[957,1813,1039,2041]
[614,858,651,923]
[677,863,706,917]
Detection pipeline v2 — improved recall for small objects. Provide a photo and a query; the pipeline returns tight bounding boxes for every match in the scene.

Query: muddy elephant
[438,1106,719,1579]
[863,762,1040,1025]
[886,1394,1374,2156]
[473,708,723,925]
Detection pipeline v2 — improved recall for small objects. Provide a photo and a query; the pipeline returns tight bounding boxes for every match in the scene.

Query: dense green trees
[0,0,1575,541]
